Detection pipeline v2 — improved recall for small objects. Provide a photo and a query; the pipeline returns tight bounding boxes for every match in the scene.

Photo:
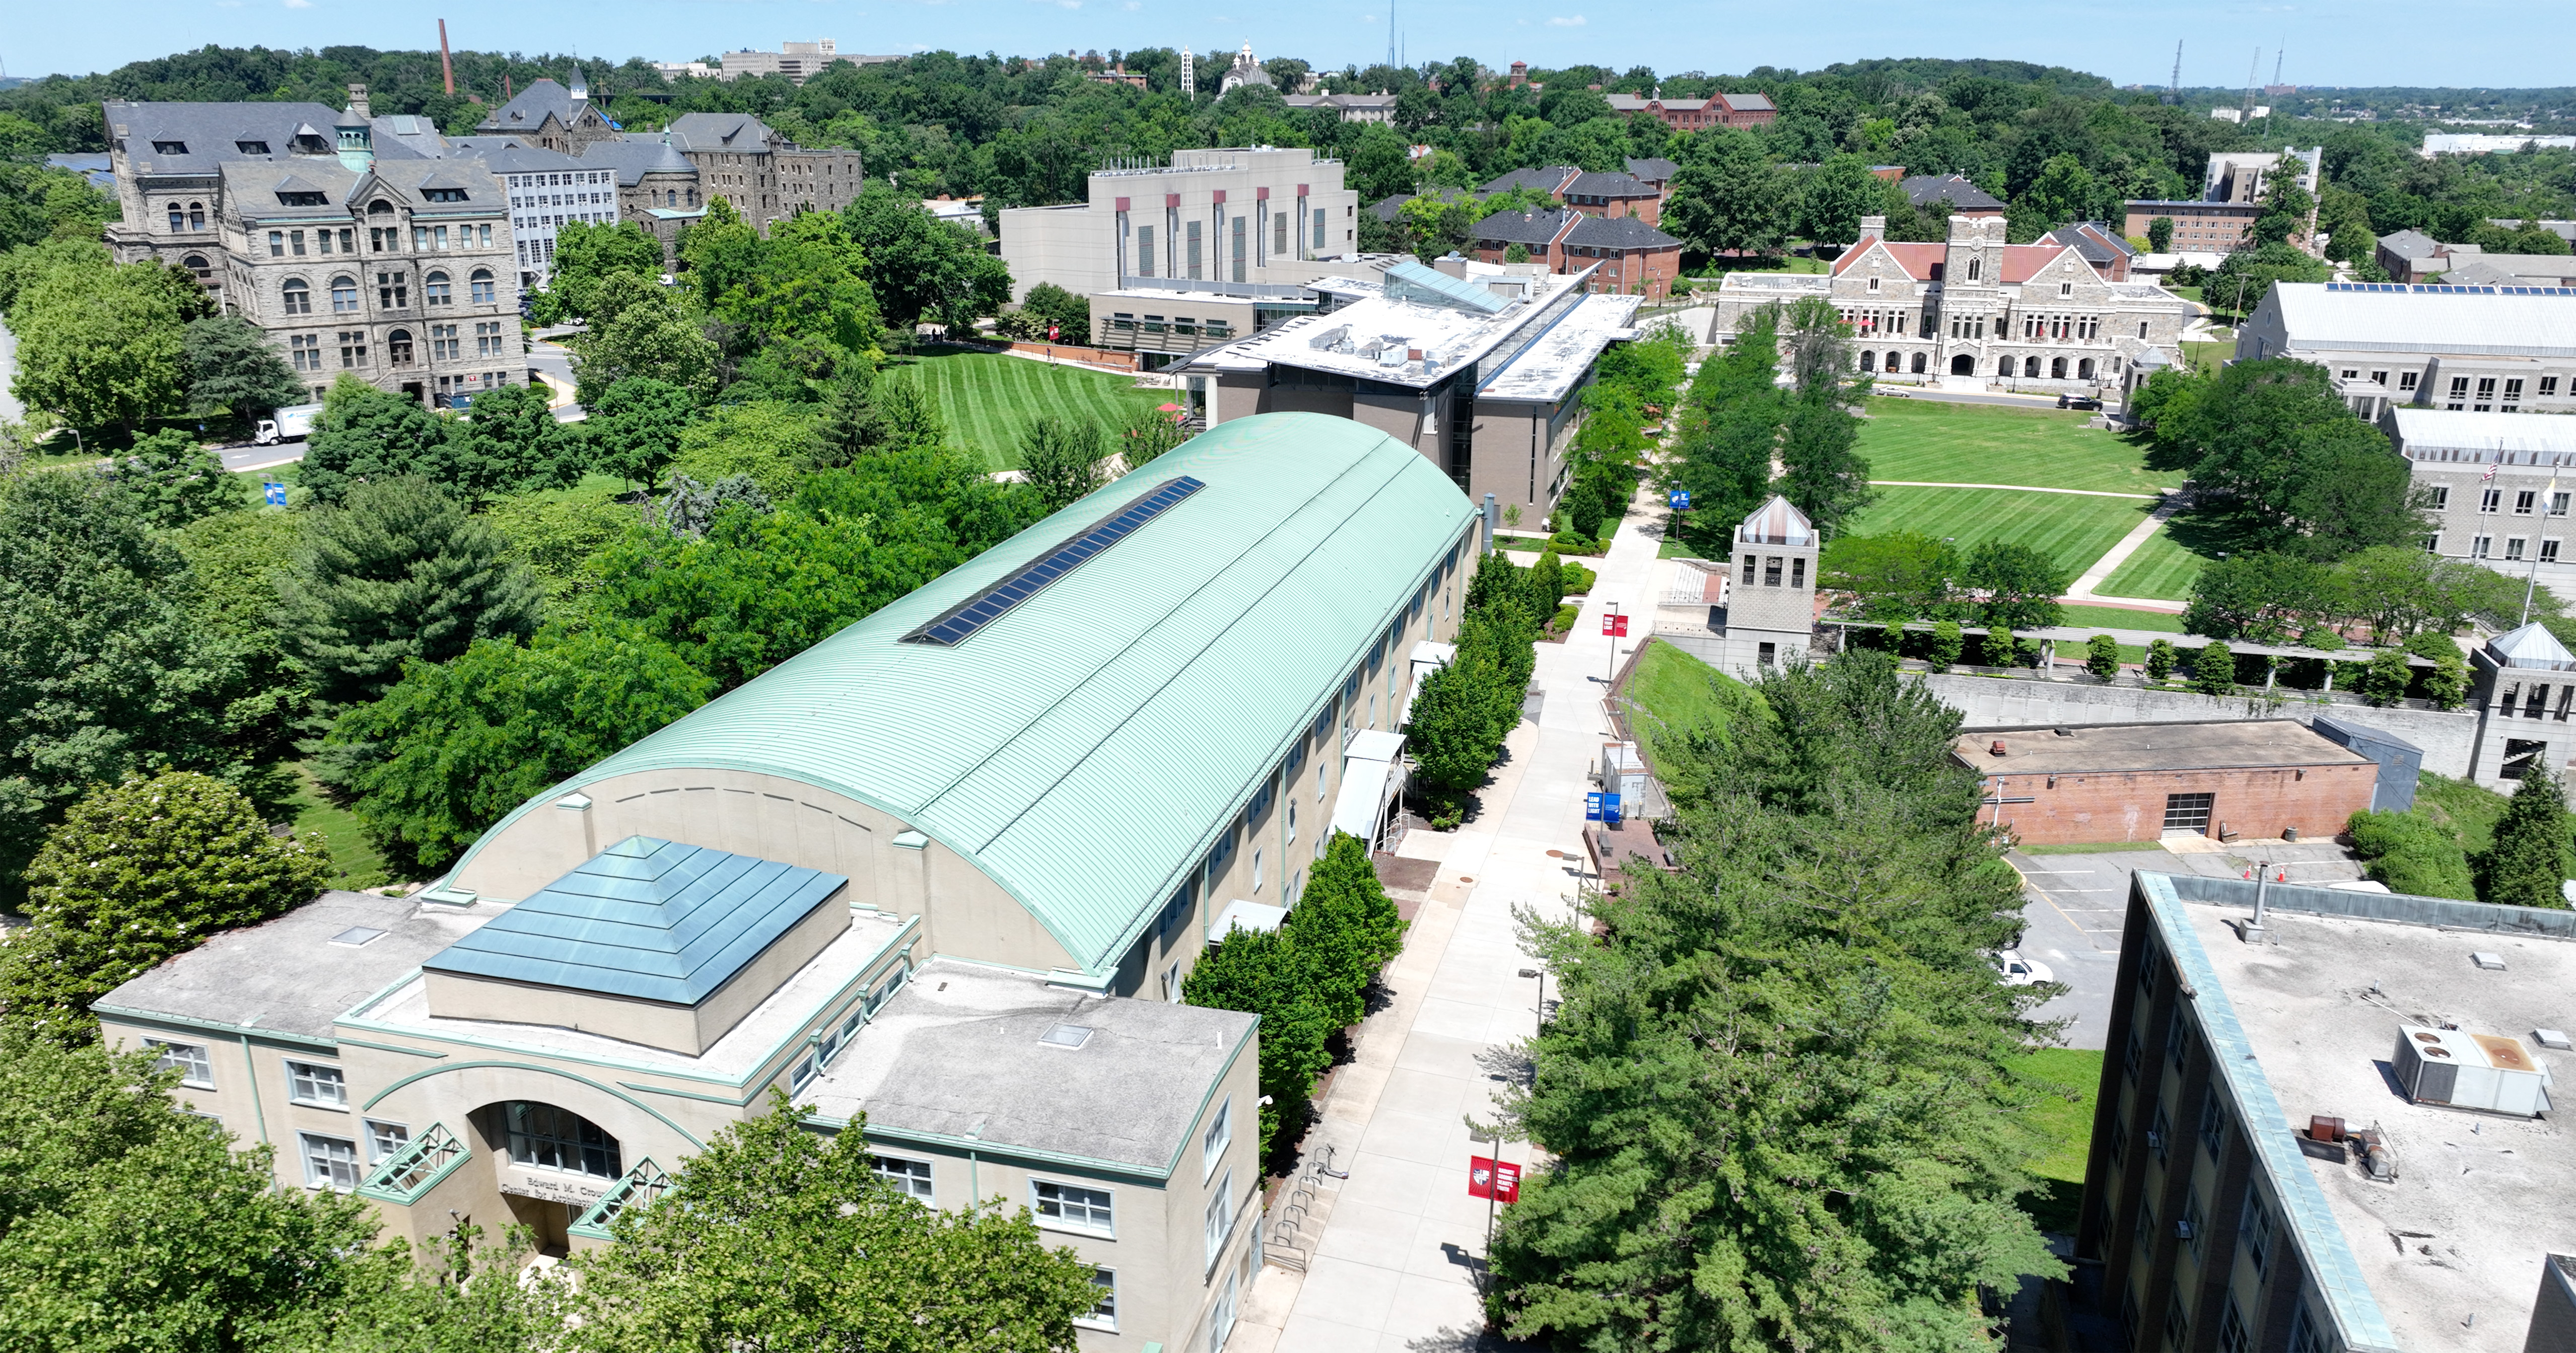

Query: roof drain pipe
[2245,861,2270,945]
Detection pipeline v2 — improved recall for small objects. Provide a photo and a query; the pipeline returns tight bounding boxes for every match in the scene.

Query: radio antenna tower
[2168,41,2181,105]
[2272,46,2284,88]
[1386,0,1397,72]
[2241,47,2259,120]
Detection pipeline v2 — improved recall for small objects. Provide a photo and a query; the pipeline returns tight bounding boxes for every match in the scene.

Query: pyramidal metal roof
[448,413,1476,974]
[2489,622,2576,671]
[424,836,847,1004]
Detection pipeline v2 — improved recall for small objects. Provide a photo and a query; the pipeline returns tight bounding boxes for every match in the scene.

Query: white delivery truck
[253,403,322,445]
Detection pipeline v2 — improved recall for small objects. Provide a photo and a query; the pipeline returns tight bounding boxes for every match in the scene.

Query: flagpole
[2525,472,2556,626]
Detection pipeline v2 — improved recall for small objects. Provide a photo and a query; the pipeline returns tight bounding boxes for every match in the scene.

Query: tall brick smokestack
[439,20,456,96]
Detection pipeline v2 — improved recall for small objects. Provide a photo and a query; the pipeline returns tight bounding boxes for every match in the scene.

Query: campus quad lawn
[1860,398,2184,495]
[1845,486,2154,581]
[2090,508,2269,603]
[882,347,1168,470]
[2056,603,2185,633]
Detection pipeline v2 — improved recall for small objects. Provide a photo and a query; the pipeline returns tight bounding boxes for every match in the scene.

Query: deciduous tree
[184,313,305,417]
[111,428,242,527]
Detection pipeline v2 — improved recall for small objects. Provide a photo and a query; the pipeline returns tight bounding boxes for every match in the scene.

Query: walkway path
[0,316,20,424]
[2065,491,2188,612]
[1232,493,1667,1353]
[1872,480,2159,500]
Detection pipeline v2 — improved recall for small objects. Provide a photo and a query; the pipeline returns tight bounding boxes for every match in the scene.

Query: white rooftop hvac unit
[2391,1024,2554,1117]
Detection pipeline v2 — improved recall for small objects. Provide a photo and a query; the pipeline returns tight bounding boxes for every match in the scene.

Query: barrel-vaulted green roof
[451,413,1477,974]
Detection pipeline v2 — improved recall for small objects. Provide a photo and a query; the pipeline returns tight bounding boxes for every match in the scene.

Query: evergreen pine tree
[2479,765,2574,908]
[182,313,304,417]
[279,477,542,716]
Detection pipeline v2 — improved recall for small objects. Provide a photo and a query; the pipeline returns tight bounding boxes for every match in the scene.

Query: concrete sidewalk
[1232,492,1666,1352]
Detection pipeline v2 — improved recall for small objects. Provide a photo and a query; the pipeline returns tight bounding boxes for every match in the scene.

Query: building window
[425,271,452,305]
[1204,1169,1235,1264]
[290,333,322,371]
[1077,1268,1118,1332]
[2179,1190,2205,1257]
[282,278,312,315]
[2198,1095,2224,1157]
[2164,1292,2192,1349]
[2545,540,2561,563]
[386,329,414,366]
[2241,1184,2274,1275]
[337,330,368,368]
[2508,537,2528,561]
[1186,219,1203,280]
[504,1102,622,1178]
[330,274,359,312]
[366,1119,411,1161]
[2474,535,2493,559]
[2163,791,2212,834]
[1203,1098,1232,1179]
[301,1133,361,1190]
[430,324,459,361]
[377,271,408,308]
[470,268,496,305]
[2429,486,2449,510]
[2543,376,2562,397]
[268,230,285,257]
[2401,371,2420,390]
[2422,534,2440,554]
[2217,1299,2251,1353]
[146,1039,214,1087]
[2483,488,2503,513]
[1033,1179,1114,1234]
[474,321,504,357]
[871,1155,934,1200]
[286,1060,345,1107]
[2517,490,2537,515]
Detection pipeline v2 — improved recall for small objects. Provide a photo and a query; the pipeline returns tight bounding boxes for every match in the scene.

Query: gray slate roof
[1725,92,1776,112]
[1900,173,2004,211]
[1563,170,1656,199]
[2377,228,2442,260]
[581,137,701,184]
[215,158,509,220]
[477,78,587,133]
[2045,223,2137,266]
[1472,206,1680,251]
[96,891,497,1040]
[1370,192,1413,223]
[447,141,587,175]
[106,100,343,176]
[1625,156,1680,182]
[1482,165,1576,195]
[660,112,779,152]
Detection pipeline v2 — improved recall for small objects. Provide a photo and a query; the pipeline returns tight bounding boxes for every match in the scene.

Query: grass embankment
[1624,640,1763,765]
[881,348,1168,471]
[2008,1047,2104,1234]
[1860,399,2184,495]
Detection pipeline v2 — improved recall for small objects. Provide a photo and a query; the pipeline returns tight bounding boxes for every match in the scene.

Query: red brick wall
[1971,762,2377,845]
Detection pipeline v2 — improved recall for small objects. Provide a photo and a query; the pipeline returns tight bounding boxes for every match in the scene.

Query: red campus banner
[1468,1155,1521,1202]
[1600,612,1629,637]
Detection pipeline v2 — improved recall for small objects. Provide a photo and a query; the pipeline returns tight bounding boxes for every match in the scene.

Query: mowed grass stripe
[2093,525,2207,602]
[1858,398,2184,495]
[1845,486,2154,581]
[881,349,1164,469]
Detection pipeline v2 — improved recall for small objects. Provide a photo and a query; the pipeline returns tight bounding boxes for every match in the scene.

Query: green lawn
[2183,337,2236,371]
[2057,604,2185,633]
[2415,773,2511,858]
[2009,1047,2103,1234]
[1861,399,2183,495]
[881,348,1169,470]
[1847,486,2155,580]
[1625,640,1761,762]
[2091,509,2271,603]
[287,763,392,891]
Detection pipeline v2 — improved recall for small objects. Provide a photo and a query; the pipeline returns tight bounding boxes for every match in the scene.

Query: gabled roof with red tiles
[1831,238,1946,281]
[1999,243,2082,283]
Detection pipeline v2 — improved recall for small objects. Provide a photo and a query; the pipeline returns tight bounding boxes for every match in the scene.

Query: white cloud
[1545,13,1584,24]
[1123,1,1140,8]
[282,0,312,8]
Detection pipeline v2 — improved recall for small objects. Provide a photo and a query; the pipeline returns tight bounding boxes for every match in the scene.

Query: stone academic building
[98,415,1478,1353]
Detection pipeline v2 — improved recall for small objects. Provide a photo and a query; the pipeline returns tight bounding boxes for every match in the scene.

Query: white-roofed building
[2382,407,2576,594]
[2241,281,2576,420]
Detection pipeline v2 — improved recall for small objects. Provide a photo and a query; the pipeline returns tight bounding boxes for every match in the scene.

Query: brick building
[1480,165,1663,225]
[1954,721,2380,845]
[1470,208,1682,298]
[1603,89,1777,130]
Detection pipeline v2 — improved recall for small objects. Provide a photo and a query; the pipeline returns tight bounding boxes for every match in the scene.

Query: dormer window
[236,140,271,155]
[151,139,187,155]
[422,188,470,203]
[276,191,329,206]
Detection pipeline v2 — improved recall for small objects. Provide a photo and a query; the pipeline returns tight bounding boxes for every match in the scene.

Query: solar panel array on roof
[2325,281,2576,297]
[902,476,1205,647]
[1383,259,1513,315]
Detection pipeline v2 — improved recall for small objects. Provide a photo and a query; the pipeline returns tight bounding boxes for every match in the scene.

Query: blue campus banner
[263,482,288,506]
[1668,489,1691,509]
[1585,792,1605,821]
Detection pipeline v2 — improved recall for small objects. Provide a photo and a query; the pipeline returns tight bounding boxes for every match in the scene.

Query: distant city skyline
[7,0,2572,92]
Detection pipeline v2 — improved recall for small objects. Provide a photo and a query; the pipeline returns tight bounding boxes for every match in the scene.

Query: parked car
[2056,394,2104,411]
[1994,949,2055,986]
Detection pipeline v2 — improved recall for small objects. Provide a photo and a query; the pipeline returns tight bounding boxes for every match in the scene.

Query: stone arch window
[501,1102,623,1179]
[469,268,496,305]
[1998,356,2015,378]
[1953,353,1975,376]
[425,270,452,305]
[2051,357,2067,380]
[167,202,185,232]
[369,199,394,216]
[282,277,312,314]
[180,253,213,282]
[2079,358,2097,380]
[1885,350,1901,373]
[2025,356,2043,378]
[189,202,205,231]
[1911,352,1928,374]
[387,328,415,365]
[1967,257,1981,281]
[330,274,359,312]
[1859,350,1876,373]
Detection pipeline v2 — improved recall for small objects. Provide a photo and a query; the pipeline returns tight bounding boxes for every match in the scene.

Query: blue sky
[8,0,2570,91]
